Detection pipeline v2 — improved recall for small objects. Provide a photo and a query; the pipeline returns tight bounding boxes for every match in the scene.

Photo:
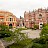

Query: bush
[42,24,48,28]
[0,25,8,31]
[32,43,44,48]
[0,30,13,38]
[16,28,27,31]
[40,25,48,40]
[6,39,32,48]
[0,25,13,38]
[34,25,39,29]
[32,38,46,48]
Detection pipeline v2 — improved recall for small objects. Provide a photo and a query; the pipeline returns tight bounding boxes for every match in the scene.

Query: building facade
[16,16,24,27]
[24,8,48,29]
[0,11,17,28]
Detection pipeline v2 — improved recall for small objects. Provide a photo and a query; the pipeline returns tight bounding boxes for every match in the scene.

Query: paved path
[0,29,41,48]
[0,40,5,48]
[21,29,41,39]
[1,39,15,47]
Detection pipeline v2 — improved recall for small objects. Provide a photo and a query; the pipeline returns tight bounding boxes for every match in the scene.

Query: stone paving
[0,29,41,48]
[21,29,41,39]
[0,40,5,48]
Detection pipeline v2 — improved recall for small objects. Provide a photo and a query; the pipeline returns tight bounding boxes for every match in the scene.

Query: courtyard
[21,29,41,39]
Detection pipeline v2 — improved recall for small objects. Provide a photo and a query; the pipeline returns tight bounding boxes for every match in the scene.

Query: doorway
[9,24,12,29]
[39,22,43,29]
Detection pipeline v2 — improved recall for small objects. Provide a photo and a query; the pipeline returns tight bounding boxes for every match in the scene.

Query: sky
[0,0,48,18]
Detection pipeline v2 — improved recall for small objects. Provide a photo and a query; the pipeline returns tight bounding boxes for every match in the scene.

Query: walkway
[21,29,41,39]
[0,40,5,48]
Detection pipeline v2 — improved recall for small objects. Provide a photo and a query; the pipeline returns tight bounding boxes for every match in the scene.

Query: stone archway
[9,24,12,29]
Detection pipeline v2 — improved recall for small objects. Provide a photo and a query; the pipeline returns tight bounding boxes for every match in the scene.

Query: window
[6,19,7,21]
[14,18,15,21]
[32,19,34,21]
[6,18,9,21]
[40,24,42,25]
[10,18,13,21]
[10,18,11,21]
[12,18,13,21]
[7,18,9,21]
[39,14,42,19]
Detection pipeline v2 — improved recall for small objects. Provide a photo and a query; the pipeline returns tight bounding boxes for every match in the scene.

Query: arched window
[39,14,42,19]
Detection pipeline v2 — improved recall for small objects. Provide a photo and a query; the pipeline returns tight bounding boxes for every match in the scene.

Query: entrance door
[39,22,43,29]
[9,24,12,29]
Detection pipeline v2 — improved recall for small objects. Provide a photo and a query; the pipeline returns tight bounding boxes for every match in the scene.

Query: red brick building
[24,8,48,29]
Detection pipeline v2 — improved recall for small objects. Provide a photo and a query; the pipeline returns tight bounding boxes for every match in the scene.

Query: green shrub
[6,39,32,48]
[40,25,48,40]
[0,30,13,38]
[34,25,39,29]
[0,25,13,38]
[0,25,8,31]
